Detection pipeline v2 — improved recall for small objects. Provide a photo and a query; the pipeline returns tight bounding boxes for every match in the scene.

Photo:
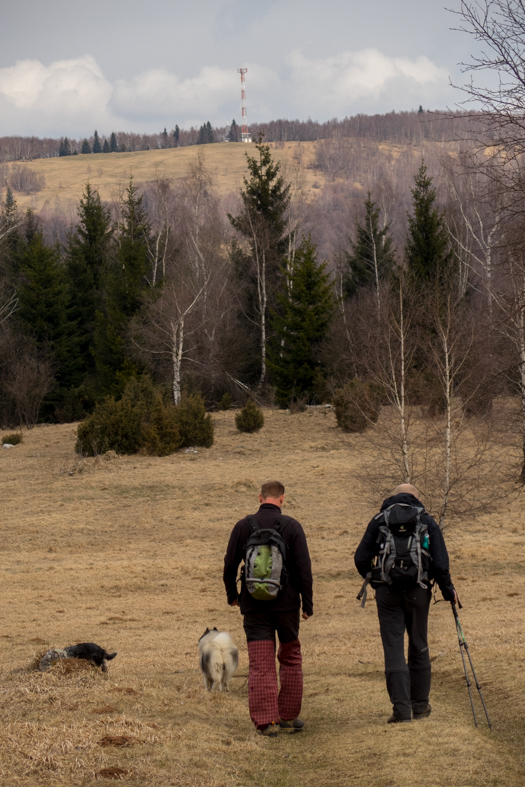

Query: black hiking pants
[375,583,432,720]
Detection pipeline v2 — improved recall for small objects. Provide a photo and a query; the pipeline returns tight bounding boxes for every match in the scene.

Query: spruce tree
[93,178,150,394]
[161,128,168,148]
[267,236,333,407]
[110,132,118,152]
[102,138,110,153]
[65,184,113,383]
[228,119,239,142]
[405,162,456,288]
[81,139,91,154]
[17,229,79,399]
[92,130,102,154]
[344,194,396,298]
[59,137,72,157]
[0,188,22,288]
[229,139,291,386]
[173,125,180,146]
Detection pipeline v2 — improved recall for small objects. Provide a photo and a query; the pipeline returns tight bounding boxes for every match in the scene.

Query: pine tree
[267,237,334,408]
[81,139,91,154]
[344,193,396,298]
[173,125,180,146]
[405,162,456,288]
[161,128,168,148]
[92,130,102,154]
[65,184,113,383]
[206,121,213,143]
[102,138,110,153]
[110,132,118,153]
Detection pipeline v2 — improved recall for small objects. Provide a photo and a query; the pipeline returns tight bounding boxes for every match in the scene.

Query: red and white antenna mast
[237,68,251,143]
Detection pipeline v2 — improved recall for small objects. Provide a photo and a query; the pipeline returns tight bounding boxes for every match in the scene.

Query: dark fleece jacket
[223,503,314,616]
[354,492,456,601]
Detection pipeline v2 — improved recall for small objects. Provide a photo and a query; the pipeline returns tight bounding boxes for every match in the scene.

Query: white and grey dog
[198,627,238,691]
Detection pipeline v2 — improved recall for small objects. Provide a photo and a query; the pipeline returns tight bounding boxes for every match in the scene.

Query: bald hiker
[223,480,313,737]
[355,483,457,723]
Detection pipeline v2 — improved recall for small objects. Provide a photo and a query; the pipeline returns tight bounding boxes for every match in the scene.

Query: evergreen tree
[197,122,214,144]
[343,193,396,298]
[267,236,334,407]
[173,125,180,146]
[93,177,151,394]
[17,229,79,399]
[161,128,168,148]
[229,139,291,386]
[110,132,118,153]
[102,138,110,153]
[92,130,102,154]
[228,119,239,142]
[65,184,113,383]
[81,139,91,154]
[0,188,22,287]
[59,137,72,157]
[405,162,456,288]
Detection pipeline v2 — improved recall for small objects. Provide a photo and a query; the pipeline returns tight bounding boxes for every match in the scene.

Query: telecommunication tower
[237,68,252,143]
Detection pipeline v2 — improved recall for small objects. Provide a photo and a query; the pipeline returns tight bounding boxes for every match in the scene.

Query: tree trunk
[171,317,184,406]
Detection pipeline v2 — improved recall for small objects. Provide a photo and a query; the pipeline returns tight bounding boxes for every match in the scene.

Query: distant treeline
[0,111,481,163]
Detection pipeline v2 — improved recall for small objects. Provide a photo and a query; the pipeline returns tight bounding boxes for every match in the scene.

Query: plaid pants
[246,638,303,728]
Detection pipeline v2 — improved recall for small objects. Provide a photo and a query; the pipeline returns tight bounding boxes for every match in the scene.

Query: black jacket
[354,493,456,601]
[223,503,314,616]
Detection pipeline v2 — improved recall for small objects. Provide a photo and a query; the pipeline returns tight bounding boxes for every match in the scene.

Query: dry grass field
[8,139,440,220]
[1,408,524,786]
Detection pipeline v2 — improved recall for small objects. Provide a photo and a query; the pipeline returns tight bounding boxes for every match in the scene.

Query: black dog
[64,643,117,672]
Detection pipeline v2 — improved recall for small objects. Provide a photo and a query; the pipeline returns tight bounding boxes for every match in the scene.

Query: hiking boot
[279,718,304,733]
[257,723,279,737]
[413,704,432,720]
[387,714,412,724]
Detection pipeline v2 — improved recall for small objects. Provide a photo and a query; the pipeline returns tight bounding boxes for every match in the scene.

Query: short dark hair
[261,480,285,499]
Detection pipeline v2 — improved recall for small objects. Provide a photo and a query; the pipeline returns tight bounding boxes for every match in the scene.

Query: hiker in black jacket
[355,483,456,723]
[224,480,313,736]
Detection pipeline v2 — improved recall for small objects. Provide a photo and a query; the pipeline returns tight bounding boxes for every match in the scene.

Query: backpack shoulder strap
[246,515,260,533]
[274,514,291,534]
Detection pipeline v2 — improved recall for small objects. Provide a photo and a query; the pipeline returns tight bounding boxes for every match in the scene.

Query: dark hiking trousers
[375,583,432,720]
[243,610,303,728]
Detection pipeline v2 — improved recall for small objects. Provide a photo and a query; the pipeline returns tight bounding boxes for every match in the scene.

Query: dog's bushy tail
[106,652,117,661]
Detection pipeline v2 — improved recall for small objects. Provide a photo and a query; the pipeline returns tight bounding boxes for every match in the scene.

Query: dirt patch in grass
[0,410,523,786]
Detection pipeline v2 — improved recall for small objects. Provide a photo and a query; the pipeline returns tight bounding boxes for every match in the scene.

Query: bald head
[393,483,420,498]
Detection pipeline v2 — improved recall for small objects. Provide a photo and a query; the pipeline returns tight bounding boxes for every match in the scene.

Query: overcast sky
[0,0,476,138]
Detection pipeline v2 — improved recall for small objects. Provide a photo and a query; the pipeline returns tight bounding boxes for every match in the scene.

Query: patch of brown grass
[0,411,523,785]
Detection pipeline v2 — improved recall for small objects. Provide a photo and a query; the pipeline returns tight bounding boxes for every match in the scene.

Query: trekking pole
[451,602,492,730]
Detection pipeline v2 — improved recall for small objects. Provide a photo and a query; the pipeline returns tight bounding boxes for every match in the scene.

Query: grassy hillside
[0,410,522,786]
[8,139,445,220]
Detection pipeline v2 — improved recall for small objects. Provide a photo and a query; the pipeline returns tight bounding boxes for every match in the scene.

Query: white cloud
[0,56,115,137]
[285,49,450,115]
[0,49,452,138]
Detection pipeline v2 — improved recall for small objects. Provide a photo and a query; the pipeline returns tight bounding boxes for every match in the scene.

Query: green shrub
[76,375,183,456]
[332,379,380,433]
[218,392,232,411]
[2,432,23,445]
[177,394,214,448]
[235,398,264,433]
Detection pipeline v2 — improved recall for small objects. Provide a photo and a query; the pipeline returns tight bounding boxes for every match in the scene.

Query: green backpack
[243,515,289,601]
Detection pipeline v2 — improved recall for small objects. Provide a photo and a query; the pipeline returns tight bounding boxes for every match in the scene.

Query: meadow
[0,408,523,786]
[8,138,442,220]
